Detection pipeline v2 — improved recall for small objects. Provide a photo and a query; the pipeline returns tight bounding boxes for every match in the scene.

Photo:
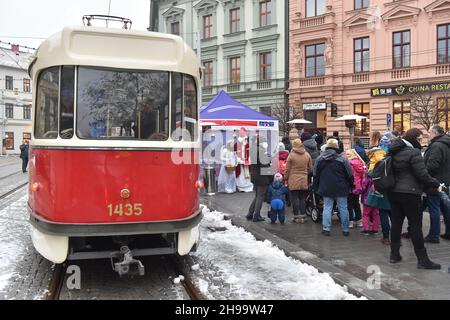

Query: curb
[205,199,397,301]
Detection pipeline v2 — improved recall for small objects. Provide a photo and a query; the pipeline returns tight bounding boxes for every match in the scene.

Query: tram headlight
[31,182,40,192]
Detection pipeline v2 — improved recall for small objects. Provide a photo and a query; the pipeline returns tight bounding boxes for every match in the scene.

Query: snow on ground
[0,195,28,292]
[189,206,365,300]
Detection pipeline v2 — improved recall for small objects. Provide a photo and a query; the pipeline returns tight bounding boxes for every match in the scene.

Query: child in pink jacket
[361,175,380,235]
[345,150,366,229]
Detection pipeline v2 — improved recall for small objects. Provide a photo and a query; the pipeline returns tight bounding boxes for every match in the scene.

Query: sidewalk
[202,191,450,300]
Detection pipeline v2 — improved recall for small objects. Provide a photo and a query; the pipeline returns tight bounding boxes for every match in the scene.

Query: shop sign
[371,82,450,97]
[259,121,275,127]
[303,103,326,110]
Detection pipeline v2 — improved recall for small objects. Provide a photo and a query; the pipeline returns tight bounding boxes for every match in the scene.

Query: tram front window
[76,67,170,141]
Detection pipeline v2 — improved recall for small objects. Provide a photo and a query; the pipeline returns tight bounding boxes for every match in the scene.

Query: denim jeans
[322,196,349,232]
[379,209,391,239]
[425,191,450,239]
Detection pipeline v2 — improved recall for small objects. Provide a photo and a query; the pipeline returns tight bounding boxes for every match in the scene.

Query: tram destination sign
[371,81,450,97]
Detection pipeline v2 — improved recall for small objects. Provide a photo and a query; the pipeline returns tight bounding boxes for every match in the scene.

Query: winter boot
[415,248,441,270]
[389,242,402,264]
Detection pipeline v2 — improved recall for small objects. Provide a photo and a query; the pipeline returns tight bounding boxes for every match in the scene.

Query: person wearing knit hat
[285,138,312,223]
[300,132,312,142]
[313,138,354,236]
[301,132,319,164]
[325,138,339,150]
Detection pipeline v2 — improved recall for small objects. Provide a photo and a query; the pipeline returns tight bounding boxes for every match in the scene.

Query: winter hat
[274,173,283,182]
[278,142,285,152]
[300,132,312,142]
[292,138,303,150]
[326,138,339,150]
[380,135,391,148]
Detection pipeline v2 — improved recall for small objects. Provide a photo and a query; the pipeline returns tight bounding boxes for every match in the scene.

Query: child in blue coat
[266,173,289,224]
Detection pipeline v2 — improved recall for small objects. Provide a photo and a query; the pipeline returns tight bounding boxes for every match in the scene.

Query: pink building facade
[288,0,450,146]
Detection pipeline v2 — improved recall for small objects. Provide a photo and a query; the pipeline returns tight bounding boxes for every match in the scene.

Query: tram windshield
[77,67,170,141]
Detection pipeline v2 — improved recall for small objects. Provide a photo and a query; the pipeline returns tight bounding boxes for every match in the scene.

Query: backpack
[371,156,395,192]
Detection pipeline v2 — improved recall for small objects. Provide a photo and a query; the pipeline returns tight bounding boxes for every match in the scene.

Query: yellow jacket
[367,148,386,172]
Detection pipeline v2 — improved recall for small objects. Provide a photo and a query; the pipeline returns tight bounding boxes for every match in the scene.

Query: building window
[305,43,325,77]
[437,24,450,64]
[259,106,271,116]
[393,100,411,134]
[229,57,240,84]
[437,98,450,131]
[230,8,240,33]
[393,30,410,69]
[5,132,14,150]
[5,103,13,119]
[354,0,369,10]
[354,103,370,136]
[306,0,326,18]
[23,105,31,120]
[259,52,272,80]
[354,37,370,73]
[203,61,213,87]
[203,15,212,39]
[23,79,31,92]
[259,0,272,27]
[5,76,13,90]
[171,22,180,35]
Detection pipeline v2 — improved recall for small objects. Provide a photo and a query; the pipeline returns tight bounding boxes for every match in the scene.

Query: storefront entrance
[302,103,327,136]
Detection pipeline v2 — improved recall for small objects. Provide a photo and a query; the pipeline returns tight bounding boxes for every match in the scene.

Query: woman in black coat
[246,136,273,222]
[388,128,441,269]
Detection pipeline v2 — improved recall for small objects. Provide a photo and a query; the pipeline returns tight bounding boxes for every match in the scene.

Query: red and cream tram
[27,25,202,275]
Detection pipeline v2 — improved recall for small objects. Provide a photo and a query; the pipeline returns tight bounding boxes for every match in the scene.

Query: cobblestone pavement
[203,192,450,300]
[0,187,53,300]
[59,256,189,300]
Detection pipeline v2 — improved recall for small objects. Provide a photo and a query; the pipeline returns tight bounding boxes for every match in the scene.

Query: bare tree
[271,103,303,136]
[410,92,447,131]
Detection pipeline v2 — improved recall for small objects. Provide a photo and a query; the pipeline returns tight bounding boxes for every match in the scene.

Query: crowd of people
[217,125,450,270]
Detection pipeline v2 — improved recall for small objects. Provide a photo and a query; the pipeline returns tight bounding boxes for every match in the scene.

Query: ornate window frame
[162,6,185,35]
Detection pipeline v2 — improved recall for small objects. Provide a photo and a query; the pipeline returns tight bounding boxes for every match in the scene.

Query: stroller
[305,178,341,223]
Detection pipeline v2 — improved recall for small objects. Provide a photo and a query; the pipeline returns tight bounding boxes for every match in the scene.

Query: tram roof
[30,26,200,79]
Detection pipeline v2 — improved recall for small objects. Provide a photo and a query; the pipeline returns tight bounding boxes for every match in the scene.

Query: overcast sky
[0,0,151,49]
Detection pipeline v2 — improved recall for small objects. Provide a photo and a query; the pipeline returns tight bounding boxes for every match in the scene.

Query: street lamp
[334,114,367,149]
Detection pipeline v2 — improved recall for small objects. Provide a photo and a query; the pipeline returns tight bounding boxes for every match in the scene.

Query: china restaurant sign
[371,82,450,97]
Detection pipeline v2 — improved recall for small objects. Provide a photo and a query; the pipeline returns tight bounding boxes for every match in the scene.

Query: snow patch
[190,207,364,300]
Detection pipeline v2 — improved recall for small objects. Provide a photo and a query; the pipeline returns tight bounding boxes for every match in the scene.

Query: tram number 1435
[107,203,143,217]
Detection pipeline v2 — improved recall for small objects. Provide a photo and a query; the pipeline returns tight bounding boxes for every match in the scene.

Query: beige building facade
[288,0,450,146]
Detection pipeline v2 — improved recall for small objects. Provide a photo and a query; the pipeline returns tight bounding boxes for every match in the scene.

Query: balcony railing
[391,68,411,79]
[299,16,325,28]
[227,84,241,92]
[256,80,272,90]
[203,87,213,95]
[352,73,370,83]
[299,77,325,87]
[298,12,335,30]
[436,64,450,75]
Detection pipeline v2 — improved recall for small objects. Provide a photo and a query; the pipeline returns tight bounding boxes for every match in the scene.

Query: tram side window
[183,75,198,141]
[35,67,59,139]
[171,73,183,141]
[60,66,75,139]
[76,67,170,141]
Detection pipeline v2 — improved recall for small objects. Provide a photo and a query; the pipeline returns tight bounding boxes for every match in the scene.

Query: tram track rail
[46,254,206,300]
[45,263,66,300]
[171,255,206,300]
[0,181,28,200]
